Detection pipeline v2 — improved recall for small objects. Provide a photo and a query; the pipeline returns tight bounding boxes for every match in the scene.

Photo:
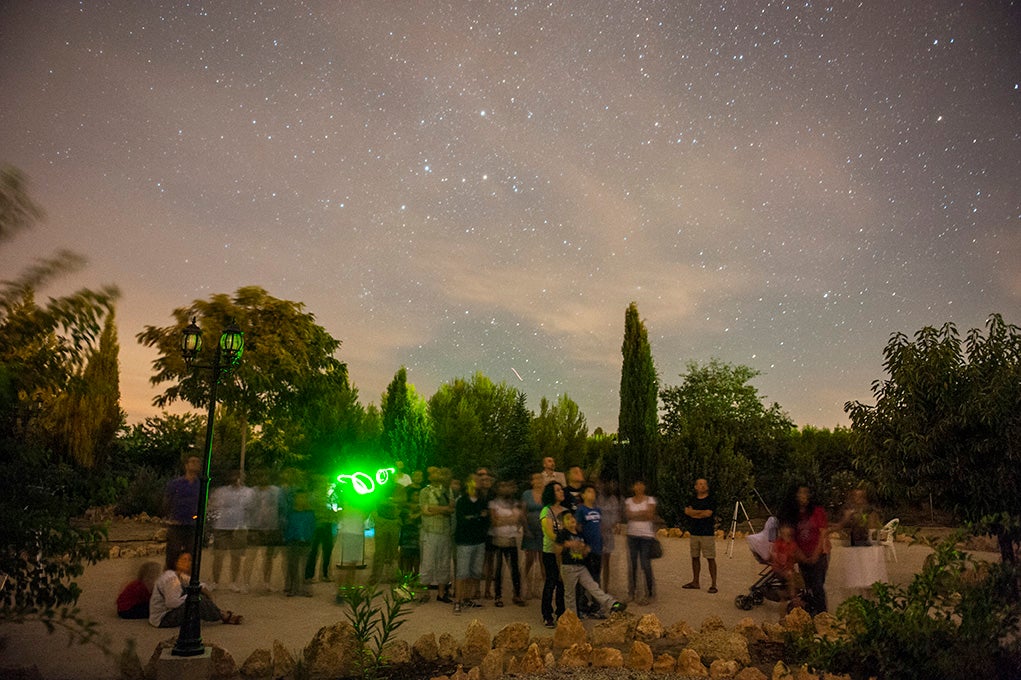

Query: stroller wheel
[734,595,754,610]
[752,591,765,605]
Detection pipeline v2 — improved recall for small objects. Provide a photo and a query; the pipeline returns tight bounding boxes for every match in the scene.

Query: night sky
[1,1,1018,432]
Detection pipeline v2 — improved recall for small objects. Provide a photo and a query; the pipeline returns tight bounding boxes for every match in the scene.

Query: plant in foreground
[336,571,423,679]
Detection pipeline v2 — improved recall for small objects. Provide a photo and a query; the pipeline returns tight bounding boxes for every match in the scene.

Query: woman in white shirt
[149,552,242,627]
[624,480,657,605]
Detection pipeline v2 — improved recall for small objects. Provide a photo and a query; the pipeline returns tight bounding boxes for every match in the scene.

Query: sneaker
[453,602,463,614]
[610,601,627,613]
[464,599,482,608]
[543,619,555,629]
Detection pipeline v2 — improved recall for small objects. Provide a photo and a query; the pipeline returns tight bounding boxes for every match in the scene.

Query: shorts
[455,543,485,580]
[690,534,716,559]
[211,529,248,550]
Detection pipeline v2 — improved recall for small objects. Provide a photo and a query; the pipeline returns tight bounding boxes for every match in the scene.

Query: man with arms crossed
[682,478,718,593]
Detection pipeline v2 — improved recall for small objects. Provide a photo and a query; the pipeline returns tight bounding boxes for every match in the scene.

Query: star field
[1,1,1018,430]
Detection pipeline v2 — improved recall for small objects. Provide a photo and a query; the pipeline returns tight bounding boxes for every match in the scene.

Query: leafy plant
[788,535,1021,679]
[336,571,422,679]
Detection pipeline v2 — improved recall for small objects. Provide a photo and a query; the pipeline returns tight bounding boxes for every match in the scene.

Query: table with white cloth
[841,545,888,588]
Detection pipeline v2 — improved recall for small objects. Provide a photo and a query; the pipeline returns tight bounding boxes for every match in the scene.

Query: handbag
[649,538,664,559]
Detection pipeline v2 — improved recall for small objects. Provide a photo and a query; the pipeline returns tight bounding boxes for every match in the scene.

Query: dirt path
[0,533,986,679]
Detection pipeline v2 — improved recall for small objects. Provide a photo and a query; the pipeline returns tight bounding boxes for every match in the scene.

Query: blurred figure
[244,469,285,592]
[209,470,254,592]
[625,480,657,605]
[116,561,162,619]
[453,473,488,613]
[520,473,546,599]
[595,478,621,593]
[163,450,202,570]
[370,483,403,583]
[419,466,454,603]
[305,475,339,583]
[539,456,566,487]
[283,481,315,597]
[489,480,525,606]
[398,487,422,575]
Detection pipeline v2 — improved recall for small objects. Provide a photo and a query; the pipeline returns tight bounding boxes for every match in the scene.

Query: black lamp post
[172,317,244,657]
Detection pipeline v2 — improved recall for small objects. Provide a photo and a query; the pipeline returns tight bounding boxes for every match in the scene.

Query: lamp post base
[157,645,212,680]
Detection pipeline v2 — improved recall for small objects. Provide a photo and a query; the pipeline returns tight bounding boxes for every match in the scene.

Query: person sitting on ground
[116,561,162,619]
[149,552,242,627]
[554,509,626,620]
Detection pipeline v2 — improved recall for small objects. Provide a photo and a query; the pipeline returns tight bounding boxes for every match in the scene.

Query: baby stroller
[734,516,798,610]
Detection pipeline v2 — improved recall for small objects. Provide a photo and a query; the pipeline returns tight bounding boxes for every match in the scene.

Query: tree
[845,314,1021,562]
[658,359,792,525]
[618,302,659,492]
[495,391,536,485]
[137,286,348,470]
[381,367,433,472]
[0,167,115,642]
[531,393,590,470]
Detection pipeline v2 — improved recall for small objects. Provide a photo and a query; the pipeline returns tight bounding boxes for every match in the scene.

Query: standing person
[305,475,339,583]
[836,487,886,593]
[520,473,546,599]
[370,484,404,583]
[575,483,604,613]
[163,450,202,570]
[540,456,566,487]
[779,484,831,615]
[554,510,627,619]
[209,470,254,592]
[419,467,454,603]
[283,483,315,597]
[244,469,285,592]
[624,480,657,605]
[596,479,621,593]
[489,480,525,606]
[473,467,498,600]
[398,487,422,575]
[682,478,718,593]
[539,481,567,628]
[563,466,585,513]
[452,473,489,613]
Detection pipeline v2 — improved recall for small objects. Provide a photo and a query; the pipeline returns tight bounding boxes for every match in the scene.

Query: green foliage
[788,536,1021,679]
[658,359,793,525]
[531,393,589,470]
[618,301,659,492]
[381,367,434,473]
[846,314,1021,561]
[336,572,422,679]
[497,391,536,485]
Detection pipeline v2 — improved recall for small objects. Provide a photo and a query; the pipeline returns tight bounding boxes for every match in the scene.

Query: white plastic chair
[877,518,899,561]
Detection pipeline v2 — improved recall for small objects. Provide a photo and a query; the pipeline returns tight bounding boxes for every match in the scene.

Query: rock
[431,676,450,680]
[669,527,683,538]
[544,651,555,668]
[665,619,697,642]
[450,664,468,680]
[771,660,793,680]
[154,527,168,541]
[735,617,766,642]
[792,665,818,680]
[687,629,751,666]
[461,619,492,668]
[591,614,633,645]
[592,646,624,668]
[493,622,531,654]
[272,640,295,678]
[677,648,709,677]
[558,642,592,668]
[709,658,741,679]
[414,633,440,662]
[701,615,726,632]
[517,643,545,674]
[121,548,138,559]
[821,673,853,680]
[625,640,653,670]
[530,636,553,658]
[466,666,481,680]
[635,613,664,641]
[812,612,841,641]
[657,527,669,537]
[479,648,505,680]
[653,652,677,672]
[552,610,588,651]
[303,621,362,679]
[735,667,769,680]
[762,622,786,643]
[782,607,812,632]
[210,646,238,680]
[382,639,412,665]
[239,648,272,679]
[108,545,121,558]
[438,633,459,661]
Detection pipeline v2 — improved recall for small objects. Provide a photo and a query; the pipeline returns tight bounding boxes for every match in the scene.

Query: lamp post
[172,317,244,657]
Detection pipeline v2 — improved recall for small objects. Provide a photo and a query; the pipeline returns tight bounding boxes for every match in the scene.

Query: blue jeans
[627,535,655,599]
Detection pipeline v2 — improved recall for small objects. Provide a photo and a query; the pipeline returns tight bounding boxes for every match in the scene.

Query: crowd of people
[118,449,889,628]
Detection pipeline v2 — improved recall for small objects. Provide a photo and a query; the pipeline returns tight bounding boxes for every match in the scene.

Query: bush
[114,466,167,517]
[788,536,1021,679]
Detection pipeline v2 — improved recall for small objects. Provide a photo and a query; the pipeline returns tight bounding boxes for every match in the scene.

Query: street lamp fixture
[172,317,244,657]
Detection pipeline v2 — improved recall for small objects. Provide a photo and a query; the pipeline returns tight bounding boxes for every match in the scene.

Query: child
[554,510,626,619]
[771,523,803,607]
[116,561,162,619]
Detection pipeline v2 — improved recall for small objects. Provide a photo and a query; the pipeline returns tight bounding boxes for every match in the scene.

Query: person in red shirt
[779,484,830,615]
[116,561,161,619]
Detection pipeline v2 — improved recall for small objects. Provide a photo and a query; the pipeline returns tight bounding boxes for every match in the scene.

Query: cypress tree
[617,301,659,493]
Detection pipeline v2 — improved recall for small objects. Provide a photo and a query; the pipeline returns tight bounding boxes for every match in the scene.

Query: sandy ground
[0,533,986,679]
